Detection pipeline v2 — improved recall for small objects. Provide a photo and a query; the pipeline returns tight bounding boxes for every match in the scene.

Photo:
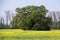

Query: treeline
[0,5,60,30]
[48,11,60,29]
[0,10,14,29]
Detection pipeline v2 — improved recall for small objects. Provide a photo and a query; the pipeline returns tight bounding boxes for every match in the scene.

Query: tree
[11,5,51,30]
[57,12,60,29]
[0,17,7,29]
[5,10,10,26]
[5,10,15,28]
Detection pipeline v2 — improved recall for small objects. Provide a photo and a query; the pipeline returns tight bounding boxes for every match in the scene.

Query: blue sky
[0,0,60,17]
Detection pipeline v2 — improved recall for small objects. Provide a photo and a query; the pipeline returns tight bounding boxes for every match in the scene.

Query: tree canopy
[10,5,51,30]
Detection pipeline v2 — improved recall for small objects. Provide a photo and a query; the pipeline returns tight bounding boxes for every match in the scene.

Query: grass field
[0,29,60,40]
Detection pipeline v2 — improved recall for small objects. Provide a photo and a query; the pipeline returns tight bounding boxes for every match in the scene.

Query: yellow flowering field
[0,29,60,40]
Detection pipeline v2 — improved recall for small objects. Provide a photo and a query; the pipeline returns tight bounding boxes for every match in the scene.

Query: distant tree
[5,10,15,28]
[53,12,58,29]
[5,10,10,26]
[0,17,6,29]
[57,12,60,29]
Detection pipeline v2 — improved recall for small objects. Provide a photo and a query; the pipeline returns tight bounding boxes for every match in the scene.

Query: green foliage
[0,23,9,29]
[11,5,51,30]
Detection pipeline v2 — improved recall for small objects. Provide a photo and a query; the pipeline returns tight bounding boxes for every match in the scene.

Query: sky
[0,0,60,17]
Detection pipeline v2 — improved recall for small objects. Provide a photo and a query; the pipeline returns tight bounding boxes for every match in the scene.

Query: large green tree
[11,5,51,30]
